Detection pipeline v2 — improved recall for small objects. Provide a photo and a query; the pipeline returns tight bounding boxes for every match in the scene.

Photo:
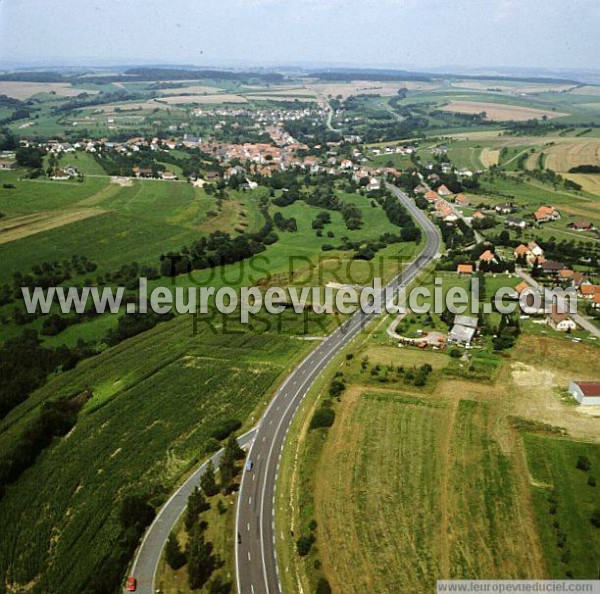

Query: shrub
[591,509,600,529]
[588,476,597,487]
[576,456,591,472]
[310,407,335,430]
[296,533,316,556]
[316,577,332,594]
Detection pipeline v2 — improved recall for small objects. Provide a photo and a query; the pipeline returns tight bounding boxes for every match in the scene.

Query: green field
[0,314,309,594]
[524,434,600,579]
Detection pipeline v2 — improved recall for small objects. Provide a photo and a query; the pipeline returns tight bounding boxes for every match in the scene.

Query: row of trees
[164,434,246,591]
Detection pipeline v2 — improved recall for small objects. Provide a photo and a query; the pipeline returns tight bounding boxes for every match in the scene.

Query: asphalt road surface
[235,184,441,594]
[127,184,440,594]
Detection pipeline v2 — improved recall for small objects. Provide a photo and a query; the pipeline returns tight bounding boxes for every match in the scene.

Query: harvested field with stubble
[441,100,568,121]
[309,80,440,99]
[480,147,501,167]
[282,335,600,593]
[543,140,600,172]
[0,81,99,99]
[313,388,546,594]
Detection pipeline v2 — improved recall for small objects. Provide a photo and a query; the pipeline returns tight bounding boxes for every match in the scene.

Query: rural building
[495,202,516,214]
[542,260,566,276]
[454,193,470,206]
[0,160,17,170]
[478,250,497,266]
[437,184,452,196]
[472,211,485,220]
[546,310,577,332]
[534,205,560,223]
[568,220,594,232]
[569,381,600,406]
[457,264,474,275]
[505,216,527,229]
[580,284,600,300]
[425,190,438,202]
[448,315,478,346]
[161,171,177,180]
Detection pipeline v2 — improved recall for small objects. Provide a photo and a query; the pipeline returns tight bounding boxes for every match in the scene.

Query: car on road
[245,460,253,471]
[126,577,137,592]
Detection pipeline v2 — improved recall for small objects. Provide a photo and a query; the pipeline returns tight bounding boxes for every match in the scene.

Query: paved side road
[129,429,257,594]
[234,184,441,594]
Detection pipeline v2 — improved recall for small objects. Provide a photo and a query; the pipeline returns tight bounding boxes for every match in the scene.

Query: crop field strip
[0,315,307,594]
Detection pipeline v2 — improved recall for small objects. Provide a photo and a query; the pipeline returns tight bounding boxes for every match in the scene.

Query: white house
[569,381,600,406]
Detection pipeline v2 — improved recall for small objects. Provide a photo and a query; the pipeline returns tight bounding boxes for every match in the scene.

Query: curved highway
[127,185,440,594]
[235,185,441,594]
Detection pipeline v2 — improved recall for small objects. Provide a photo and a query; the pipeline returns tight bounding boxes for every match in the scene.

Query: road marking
[248,497,252,505]
[247,523,251,531]
[248,552,251,561]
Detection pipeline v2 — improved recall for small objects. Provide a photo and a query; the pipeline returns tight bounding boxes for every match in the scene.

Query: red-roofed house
[457,264,474,275]
[534,206,560,223]
[437,184,452,196]
[580,284,600,299]
[425,190,438,202]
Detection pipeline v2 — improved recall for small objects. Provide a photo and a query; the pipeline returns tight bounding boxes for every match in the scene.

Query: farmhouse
[454,193,470,206]
[495,202,516,215]
[546,309,577,332]
[579,284,600,300]
[437,184,452,196]
[569,381,600,406]
[534,205,560,223]
[478,250,497,266]
[50,168,71,181]
[472,211,485,220]
[425,190,438,202]
[161,171,177,180]
[542,260,567,276]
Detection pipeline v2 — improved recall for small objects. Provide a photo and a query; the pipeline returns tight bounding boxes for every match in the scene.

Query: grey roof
[454,315,478,328]
[449,324,476,344]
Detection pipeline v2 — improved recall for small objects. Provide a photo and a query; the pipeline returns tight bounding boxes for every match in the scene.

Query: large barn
[569,381,600,406]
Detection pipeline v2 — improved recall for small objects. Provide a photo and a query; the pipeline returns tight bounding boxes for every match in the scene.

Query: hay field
[451,81,575,94]
[479,147,501,167]
[441,100,568,121]
[309,80,440,98]
[156,93,248,104]
[157,84,224,95]
[543,140,600,171]
[563,173,600,196]
[0,81,99,99]
[0,208,105,245]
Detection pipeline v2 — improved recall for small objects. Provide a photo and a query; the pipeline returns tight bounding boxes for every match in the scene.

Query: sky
[0,0,599,72]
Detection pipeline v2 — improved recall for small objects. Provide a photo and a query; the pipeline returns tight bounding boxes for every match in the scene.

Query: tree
[223,434,245,462]
[185,487,209,532]
[165,532,186,570]
[187,527,216,589]
[201,460,219,497]
[591,509,600,529]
